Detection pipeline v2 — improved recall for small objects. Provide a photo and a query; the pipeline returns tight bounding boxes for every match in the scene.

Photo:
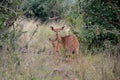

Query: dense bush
[81,0,120,52]
[23,0,69,22]
[0,0,23,50]
[67,0,120,54]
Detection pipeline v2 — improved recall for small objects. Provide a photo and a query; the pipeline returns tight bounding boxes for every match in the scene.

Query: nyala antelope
[50,26,79,63]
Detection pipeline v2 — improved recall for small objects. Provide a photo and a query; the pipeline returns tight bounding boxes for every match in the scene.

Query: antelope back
[62,35,79,53]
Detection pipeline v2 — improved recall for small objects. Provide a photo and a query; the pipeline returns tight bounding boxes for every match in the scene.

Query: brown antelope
[49,38,61,59]
[50,26,79,63]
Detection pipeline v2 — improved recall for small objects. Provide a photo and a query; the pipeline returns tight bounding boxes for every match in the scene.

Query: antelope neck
[56,32,62,43]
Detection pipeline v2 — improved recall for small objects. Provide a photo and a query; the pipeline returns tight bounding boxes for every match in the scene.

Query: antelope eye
[53,44,55,47]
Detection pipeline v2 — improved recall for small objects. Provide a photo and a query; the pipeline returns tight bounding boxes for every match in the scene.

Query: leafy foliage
[67,0,120,54]
[23,0,68,22]
[80,0,120,51]
[0,0,23,50]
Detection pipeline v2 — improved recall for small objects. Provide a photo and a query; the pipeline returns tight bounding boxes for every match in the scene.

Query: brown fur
[50,26,79,63]
[49,38,61,58]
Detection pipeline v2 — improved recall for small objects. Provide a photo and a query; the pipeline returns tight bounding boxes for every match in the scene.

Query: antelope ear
[50,26,54,30]
[61,26,65,30]
[49,38,52,41]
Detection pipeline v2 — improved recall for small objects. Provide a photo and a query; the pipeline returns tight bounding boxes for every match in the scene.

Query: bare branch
[49,16,61,21]
[104,29,120,35]
[24,25,39,48]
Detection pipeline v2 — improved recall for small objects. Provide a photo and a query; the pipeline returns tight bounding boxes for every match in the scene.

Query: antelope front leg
[53,50,57,61]
[57,51,61,63]
[76,53,79,63]
[70,53,73,64]
[64,50,67,62]
[76,49,79,63]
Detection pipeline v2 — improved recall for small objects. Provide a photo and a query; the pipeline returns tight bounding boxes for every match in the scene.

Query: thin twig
[24,25,39,48]
[104,29,120,35]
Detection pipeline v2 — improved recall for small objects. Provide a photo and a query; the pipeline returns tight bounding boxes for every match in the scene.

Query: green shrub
[23,0,68,22]
[67,0,120,55]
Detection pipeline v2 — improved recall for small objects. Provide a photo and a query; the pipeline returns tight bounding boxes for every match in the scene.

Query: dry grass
[0,18,120,80]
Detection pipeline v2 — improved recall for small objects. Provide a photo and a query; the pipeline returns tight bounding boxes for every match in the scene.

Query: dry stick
[49,16,61,21]
[104,29,120,35]
[12,23,15,50]
[24,25,39,48]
